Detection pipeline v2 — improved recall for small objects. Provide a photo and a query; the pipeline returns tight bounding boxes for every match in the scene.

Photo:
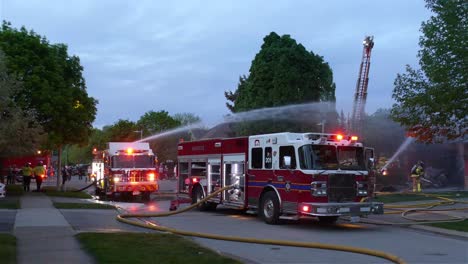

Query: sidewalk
[14,192,94,264]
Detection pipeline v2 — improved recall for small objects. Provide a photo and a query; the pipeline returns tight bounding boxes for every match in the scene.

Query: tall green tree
[225,32,337,135]
[0,22,97,187]
[226,32,336,112]
[0,50,44,158]
[391,0,467,143]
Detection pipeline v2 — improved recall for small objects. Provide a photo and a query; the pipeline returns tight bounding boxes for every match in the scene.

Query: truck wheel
[192,186,216,211]
[318,216,338,224]
[142,192,151,202]
[260,191,281,225]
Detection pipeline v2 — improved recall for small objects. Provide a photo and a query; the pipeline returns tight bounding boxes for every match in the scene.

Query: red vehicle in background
[1,154,51,182]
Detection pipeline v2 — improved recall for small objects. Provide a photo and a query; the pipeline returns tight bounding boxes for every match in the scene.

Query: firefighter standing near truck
[34,161,46,192]
[21,163,33,192]
[410,160,425,192]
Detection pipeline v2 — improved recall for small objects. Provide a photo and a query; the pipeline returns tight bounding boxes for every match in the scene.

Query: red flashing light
[336,134,343,140]
[351,136,358,141]
[192,178,199,183]
[126,148,134,154]
[302,205,310,212]
[382,169,388,176]
[148,173,155,181]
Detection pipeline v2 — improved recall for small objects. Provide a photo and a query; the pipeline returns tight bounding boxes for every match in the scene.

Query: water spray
[380,137,415,172]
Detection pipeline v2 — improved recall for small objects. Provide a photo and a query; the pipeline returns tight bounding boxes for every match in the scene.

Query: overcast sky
[1,0,431,128]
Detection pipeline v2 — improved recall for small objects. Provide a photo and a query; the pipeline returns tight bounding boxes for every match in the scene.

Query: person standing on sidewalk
[21,163,33,192]
[7,165,15,185]
[34,161,46,192]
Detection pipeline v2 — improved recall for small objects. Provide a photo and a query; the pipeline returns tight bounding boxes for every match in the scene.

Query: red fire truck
[94,142,158,201]
[174,132,383,224]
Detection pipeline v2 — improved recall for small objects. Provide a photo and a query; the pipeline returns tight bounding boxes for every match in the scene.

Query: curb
[409,224,468,239]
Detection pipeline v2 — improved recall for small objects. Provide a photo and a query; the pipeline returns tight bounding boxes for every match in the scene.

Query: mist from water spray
[135,101,337,142]
[381,137,415,171]
[135,122,204,143]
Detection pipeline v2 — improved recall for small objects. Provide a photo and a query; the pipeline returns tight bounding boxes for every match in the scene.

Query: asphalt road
[5,177,467,264]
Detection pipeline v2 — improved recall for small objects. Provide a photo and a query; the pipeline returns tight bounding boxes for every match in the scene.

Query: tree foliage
[0,22,97,148]
[391,0,467,143]
[224,32,337,135]
[0,50,44,157]
[137,110,181,136]
[226,32,336,112]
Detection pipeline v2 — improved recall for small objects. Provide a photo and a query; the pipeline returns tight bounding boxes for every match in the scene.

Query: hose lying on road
[72,179,98,193]
[116,185,406,264]
[358,192,468,226]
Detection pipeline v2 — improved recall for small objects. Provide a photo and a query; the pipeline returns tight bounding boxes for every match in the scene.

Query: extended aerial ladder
[351,36,374,135]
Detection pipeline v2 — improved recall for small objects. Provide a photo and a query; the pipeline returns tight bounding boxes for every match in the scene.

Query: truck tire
[260,191,281,225]
[142,191,151,202]
[192,186,216,211]
[318,216,339,224]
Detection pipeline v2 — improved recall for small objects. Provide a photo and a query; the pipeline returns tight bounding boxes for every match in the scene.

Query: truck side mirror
[367,158,375,169]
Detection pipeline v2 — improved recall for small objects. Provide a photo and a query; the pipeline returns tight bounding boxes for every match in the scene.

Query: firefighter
[410,160,424,192]
[21,163,33,192]
[34,161,46,192]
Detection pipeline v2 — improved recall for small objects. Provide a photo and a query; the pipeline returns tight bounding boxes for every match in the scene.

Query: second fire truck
[174,132,383,224]
[94,142,158,201]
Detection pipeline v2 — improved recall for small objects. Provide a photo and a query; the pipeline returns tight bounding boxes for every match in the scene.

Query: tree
[391,0,467,143]
[225,32,337,135]
[0,50,44,157]
[137,110,181,136]
[173,112,201,126]
[0,22,97,188]
[226,32,336,112]
[103,120,139,142]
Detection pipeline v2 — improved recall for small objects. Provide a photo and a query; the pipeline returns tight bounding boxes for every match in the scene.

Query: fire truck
[174,132,383,224]
[94,142,158,201]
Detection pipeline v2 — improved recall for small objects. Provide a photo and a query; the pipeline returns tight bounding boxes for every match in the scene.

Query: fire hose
[116,185,406,264]
[358,192,468,225]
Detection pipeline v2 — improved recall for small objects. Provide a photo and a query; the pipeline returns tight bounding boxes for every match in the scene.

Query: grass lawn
[428,220,468,232]
[374,191,468,203]
[77,232,241,264]
[5,184,24,196]
[0,198,20,209]
[42,186,92,199]
[54,202,115,209]
[0,233,16,264]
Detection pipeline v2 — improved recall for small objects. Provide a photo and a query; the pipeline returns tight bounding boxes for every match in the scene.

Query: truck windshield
[299,145,365,170]
[337,146,366,170]
[111,155,154,168]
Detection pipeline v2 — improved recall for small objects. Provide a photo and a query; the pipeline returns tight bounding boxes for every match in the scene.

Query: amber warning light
[351,136,358,141]
[126,148,134,154]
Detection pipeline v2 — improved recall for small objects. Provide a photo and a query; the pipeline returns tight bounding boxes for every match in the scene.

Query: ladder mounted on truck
[351,36,374,135]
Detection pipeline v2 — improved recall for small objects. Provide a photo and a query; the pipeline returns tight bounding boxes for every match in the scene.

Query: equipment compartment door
[222,154,245,206]
[207,158,221,197]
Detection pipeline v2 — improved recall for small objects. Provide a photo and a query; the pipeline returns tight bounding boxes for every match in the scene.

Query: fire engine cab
[94,142,158,201]
[175,132,383,224]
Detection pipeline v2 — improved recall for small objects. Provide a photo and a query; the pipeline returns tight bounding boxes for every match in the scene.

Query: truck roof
[107,142,153,155]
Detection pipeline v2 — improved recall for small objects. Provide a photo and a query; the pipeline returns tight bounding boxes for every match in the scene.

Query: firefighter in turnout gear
[21,163,33,192]
[410,161,424,192]
[34,161,46,191]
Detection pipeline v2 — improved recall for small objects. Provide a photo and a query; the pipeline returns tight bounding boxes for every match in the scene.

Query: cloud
[4,0,431,128]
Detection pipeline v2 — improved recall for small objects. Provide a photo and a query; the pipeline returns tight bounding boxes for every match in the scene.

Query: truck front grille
[328,174,355,202]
